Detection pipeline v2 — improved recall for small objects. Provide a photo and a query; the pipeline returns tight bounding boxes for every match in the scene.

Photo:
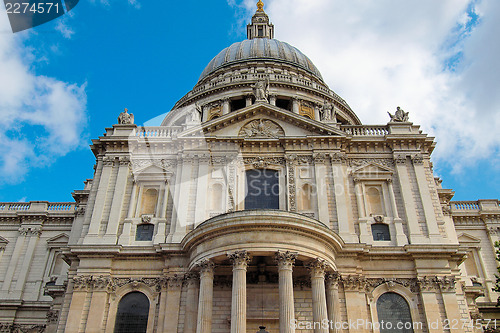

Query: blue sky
[0,0,498,202]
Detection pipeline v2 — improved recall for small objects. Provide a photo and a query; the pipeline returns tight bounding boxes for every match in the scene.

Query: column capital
[227,250,251,269]
[274,251,298,270]
[306,258,328,278]
[196,259,216,274]
[325,272,341,289]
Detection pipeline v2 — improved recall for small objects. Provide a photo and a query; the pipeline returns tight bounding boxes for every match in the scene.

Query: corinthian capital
[306,258,328,278]
[195,258,215,274]
[274,251,298,269]
[227,250,251,269]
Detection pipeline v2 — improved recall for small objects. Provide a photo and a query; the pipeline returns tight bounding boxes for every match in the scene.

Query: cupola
[247,0,274,39]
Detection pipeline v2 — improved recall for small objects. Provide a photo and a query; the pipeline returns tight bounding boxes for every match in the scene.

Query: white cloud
[0,9,87,184]
[229,0,500,173]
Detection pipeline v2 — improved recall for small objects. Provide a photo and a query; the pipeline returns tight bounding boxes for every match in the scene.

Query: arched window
[114,292,149,333]
[372,223,391,241]
[136,224,154,241]
[376,292,414,333]
[141,188,158,216]
[298,183,312,210]
[366,186,384,215]
[245,169,280,210]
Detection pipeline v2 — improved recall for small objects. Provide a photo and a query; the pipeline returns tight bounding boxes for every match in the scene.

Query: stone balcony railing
[0,201,76,214]
[341,125,389,136]
[136,126,183,139]
[450,200,500,215]
[176,72,351,110]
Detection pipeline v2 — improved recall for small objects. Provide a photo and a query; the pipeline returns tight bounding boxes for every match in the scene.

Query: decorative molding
[243,157,285,169]
[330,153,347,164]
[417,276,456,292]
[195,259,216,274]
[306,258,328,277]
[325,272,341,289]
[239,119,284,138]
[342,275,367,292]
[312,153,328,164]
[274,251,298,269]
[228,250,251,268]
[131,159,176,173]
[0,324,46,333]
[411,154,424,165]
[286,159,297,211]
[394,155,407,164]
[349,158,394,168]
[46,310,59,324]
[141,215,153,224]
[285,154,313,166]
[210,156,227,166]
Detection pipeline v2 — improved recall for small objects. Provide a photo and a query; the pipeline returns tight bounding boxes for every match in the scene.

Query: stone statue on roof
[388,106,409,122]
[118,108,134,125]
[253,79,269,102]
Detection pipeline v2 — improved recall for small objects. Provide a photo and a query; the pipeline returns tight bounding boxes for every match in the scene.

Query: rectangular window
[245,169,279,210]
[258,27,264,37]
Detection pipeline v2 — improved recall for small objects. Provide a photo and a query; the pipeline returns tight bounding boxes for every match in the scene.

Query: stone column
[104,157,130,243]
[412,155,441,243]
[292,97,300,114]
[275,251,298,333]
[163,275,183,332]
[85,156,114,241]
[313,154,330,224]
[418,276,447,333]
[196,259,215,333]
[387,179,408,246]
[330,153,357,243]
[394,155,425,243]
[184,273,199,333]
[246,94,253,107]
[222,98,230,115]
[85,276,112,333]
[269,94,277,106]
[64,276,91,333]
[307,259,329,333]
[194,155,210,226]
[325,273,341,333]
[228,250,251,333]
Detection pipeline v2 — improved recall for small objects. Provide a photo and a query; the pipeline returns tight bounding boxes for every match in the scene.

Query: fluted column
[325,273,341,333]
[307,258,329,333]
[184,273,200,333]
[228,251,251,333]
[196,259,215,333]
[275,251,298,333]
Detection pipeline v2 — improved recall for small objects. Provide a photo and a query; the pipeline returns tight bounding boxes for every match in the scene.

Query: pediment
[47,233,69,248]
[457,233,481,244]
[352,162,394,180]
[131,160,175,177]
[178,102,345,138]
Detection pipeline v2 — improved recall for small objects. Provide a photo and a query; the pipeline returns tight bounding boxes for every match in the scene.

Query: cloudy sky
[0,0,498,201]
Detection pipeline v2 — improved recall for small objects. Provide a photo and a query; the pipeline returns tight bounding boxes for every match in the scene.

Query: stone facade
[1,2,500,333]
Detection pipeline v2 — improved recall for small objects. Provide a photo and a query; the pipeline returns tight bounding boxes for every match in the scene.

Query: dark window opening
[230,98,246,112]
[276,98,292,111]
[245,169,280,210]
[258,27,264,37]
[377,292,414,333]
[372,223,391,241]
[136,224,154,241]
[114,292,149,333]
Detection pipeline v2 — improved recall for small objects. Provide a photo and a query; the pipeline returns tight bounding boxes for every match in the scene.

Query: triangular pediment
[178,102,345,138]
[352,162,394,179]
[47,233,69,248]
[457,233,481,244]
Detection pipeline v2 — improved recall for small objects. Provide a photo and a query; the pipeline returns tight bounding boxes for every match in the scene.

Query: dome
[198,38,324,83]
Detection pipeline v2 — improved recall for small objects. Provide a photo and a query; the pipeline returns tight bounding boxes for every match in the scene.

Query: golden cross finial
[257,0,264,11]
